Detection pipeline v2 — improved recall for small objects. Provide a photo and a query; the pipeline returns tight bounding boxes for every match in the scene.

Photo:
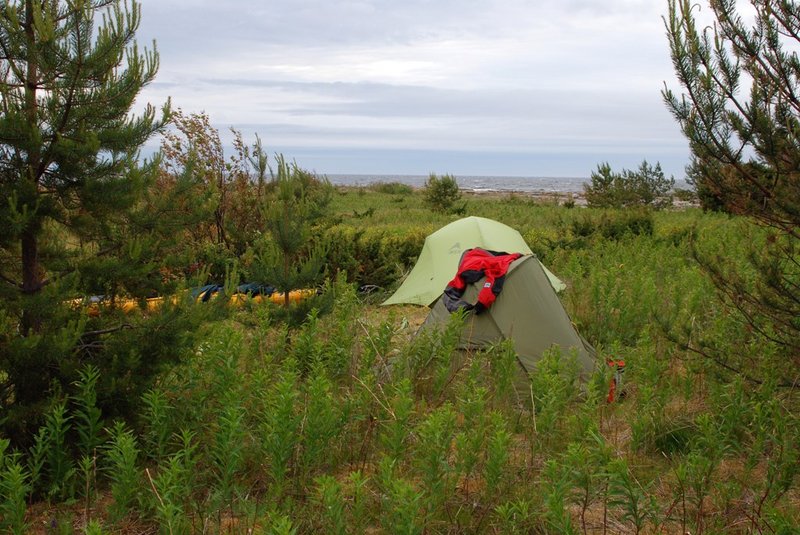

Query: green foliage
[210,403,246,508]
[607,458,657,534]
[140,389,172,464]
[369,181,414,195]
[104,422,140,522]
[159,111,269,254]
[26,427,47,498]
[584,160,675,209]
[483,412,512,498]
[529,348,582,436]
[687,222,800,382]
[414,403,457,518]
[494,498,534,534]
[542,459,578,534]
[83,519,107,535]
[251,155,332,311]
[486,340,521,407]
[267,515,298,535]
[73,365,103,459]
[454,382,489,486]
[42,401,76,501]
[261,361,301,499]
[664,0,800,376]
[320,224,428,288]
[289,309,325,374]
[379,379,416,462]
[0,0,169,326]
[378,458,425,535]
[406,308,466,398]
[565,435,613,534]
[0,1,198,447]
[0,440,31,535]
[423,173,465,214]
[571,210,654,240]
[664,0,799,227]
[2,189,799,533]
[300,367,343,475]
[147,454,191,534]
[0,197,215,448]
[314,475,346,535]
[318,275,361,376]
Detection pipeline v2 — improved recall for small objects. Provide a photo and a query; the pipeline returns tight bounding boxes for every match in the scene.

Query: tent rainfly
[418,254,597,397]
[382,216,565,307]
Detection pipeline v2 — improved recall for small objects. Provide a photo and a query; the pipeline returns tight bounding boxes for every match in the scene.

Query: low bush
[369,182,414,195]
[320,225,428,288]
[570,210,654,241]
[3,190,799,534]
[423,173,465,214]
[584,160,675,209]
[673,187,697,203]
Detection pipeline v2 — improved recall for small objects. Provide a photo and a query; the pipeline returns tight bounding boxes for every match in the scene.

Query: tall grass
[4,195,799,533]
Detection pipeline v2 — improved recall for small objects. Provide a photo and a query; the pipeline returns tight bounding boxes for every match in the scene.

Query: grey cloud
[196,77,657,122]
[135,0,689,177]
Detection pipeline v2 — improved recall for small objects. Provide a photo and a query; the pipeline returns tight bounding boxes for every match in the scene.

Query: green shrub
[4,189,799,532]
[260,361,301,500]
[483,412,512,498]
[300,367,343,475]
[378,457,425,535]
[599,210,654,239]
[521,227,560,264]
[414,404,457,518]
[320,225,427,288]
[0,440,31,535]
[607,458,657,534]
[570,210,654,241]
[584,161,674,209]
[423,173,464,214]
[673,187,696,203]
[369,182,414,195]
[105,422,141,522]
[314,475,346,535]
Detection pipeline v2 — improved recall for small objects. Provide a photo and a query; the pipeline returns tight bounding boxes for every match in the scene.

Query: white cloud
[135,0,692,177]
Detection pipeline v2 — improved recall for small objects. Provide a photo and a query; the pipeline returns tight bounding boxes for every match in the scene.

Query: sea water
[327,174,588,193]
[326,174,689,194]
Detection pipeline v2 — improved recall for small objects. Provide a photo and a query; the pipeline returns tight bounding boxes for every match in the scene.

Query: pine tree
[584,160,674,209]
[663,0,800,227]
[0,1,195,443]
[663,0,800,383]
[252,155,331,311]
[0,0,169,333]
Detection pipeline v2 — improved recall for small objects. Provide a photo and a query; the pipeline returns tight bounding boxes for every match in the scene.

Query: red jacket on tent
[443,248,522,313]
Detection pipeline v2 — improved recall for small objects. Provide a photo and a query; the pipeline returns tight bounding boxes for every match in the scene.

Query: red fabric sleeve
[447,273,467,291]
[476,277,497,308]
[446,249,522,311]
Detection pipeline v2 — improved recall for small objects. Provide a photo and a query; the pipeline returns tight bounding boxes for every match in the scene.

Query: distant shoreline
[326,173,691,200]
[334,183,590,206]
[326,173,593,195]
[461,188,589,206]
[334,181,698,209]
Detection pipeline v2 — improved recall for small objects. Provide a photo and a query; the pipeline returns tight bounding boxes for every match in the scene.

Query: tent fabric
[443,248,522,313]
[419,255,596,395]
[382,216,565,307]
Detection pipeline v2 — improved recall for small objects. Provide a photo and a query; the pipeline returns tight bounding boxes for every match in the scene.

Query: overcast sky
[135,0,693,179]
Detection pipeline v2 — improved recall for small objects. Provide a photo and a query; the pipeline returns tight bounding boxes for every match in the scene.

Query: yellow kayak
[71,288,316,317]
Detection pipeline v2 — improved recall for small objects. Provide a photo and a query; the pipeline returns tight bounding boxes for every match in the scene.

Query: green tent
[382,216,565,306]
[418,254,597,396]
